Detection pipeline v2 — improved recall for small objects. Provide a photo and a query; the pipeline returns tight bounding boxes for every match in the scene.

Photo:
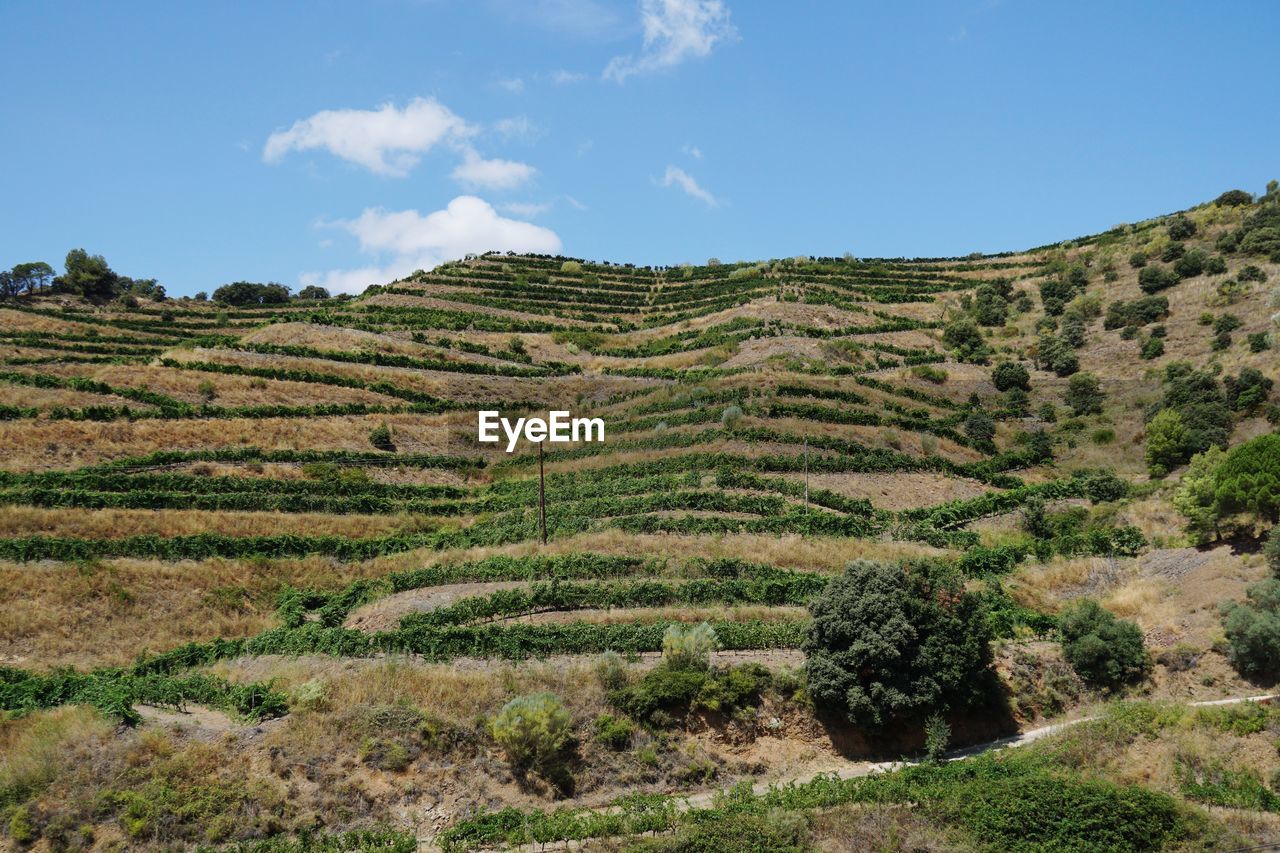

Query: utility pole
[538,440,547,545]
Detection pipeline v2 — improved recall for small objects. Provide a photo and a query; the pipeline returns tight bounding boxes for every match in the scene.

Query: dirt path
[344,581,528,632]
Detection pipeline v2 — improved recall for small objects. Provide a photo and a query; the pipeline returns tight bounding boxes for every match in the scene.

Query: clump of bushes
[1221,579,1280,679]
[1065,373,1104,416]
[1058,599,1151,690]
[992,361,1030,392]
[490,692,573,773]
[804,560,994,729]
[369,421,395,451]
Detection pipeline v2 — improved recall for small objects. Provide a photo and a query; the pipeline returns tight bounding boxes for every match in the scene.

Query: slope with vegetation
[1,183,1279,850]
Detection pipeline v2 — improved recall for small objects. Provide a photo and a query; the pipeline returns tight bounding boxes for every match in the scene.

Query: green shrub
[1215,189,1254,207]
[1173,248,1207,279]
[1167,216,1197,240]
[662,622,718,670]
[991,361,1030,392]
[1138,265,1180,294]
[1248,332,1271,352]
[973,284,1008,326]
[911,364,948,384]
[369,421,394,451]
[1065,373,1104,416]
[1265,526,1280,577]
[1140,336,1164,359]
[1222,579,1280,679]
[594,651,629,691]
[942,318,990,363]
[1224,367,1273,413]
[593,714,634,750]
[1238,264,1268,283]
[924,713,951,762]
[804,560,994,728]
[963,411,996,445]
[490,692,572,770]
[1058,599,1151,689]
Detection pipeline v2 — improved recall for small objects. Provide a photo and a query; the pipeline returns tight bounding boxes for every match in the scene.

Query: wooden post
[804,436,809,512]
[538,440,547,545]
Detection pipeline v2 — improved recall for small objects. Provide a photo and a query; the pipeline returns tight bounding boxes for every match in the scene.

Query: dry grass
[95,363,399,407]
[0,705,113,800]
[783,470,993,512]
[0,554,396,669]
[0,505,413,539]
[0,410,467,470]
[0,382,140,411]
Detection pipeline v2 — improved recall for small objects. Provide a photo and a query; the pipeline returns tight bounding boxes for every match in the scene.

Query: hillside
[2,186,1280,851]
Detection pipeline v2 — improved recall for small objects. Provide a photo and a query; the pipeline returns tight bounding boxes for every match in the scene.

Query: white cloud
[658,165,718,207]
[500,200,552,217]
[604,0,738,83]
[683,143,703,159]
[451,149,536,190]
[563,195,588,211]
[494,115,538,141]
[496,76,526,93]
[549,69,585,84]
[304,196,562,294]
[263,97,473,177]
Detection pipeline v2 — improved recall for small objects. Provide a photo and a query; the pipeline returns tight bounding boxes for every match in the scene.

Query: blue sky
[3,1,1277,296]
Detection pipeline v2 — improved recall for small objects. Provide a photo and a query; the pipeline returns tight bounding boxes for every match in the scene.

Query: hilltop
[1,184,1279,850]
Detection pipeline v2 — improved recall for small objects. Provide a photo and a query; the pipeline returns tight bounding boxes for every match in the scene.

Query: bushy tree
[992,361,1031,392]
[1138,265,1180,294]
[1065,373,1104,416]
[1145,409,1189,477]
[1215,189,1254,207]
[942,318,990,363]
[296,285,330,300]
[59,249,121,300]
[972,283,1008,326]
[213,281,291,305]
[804,560,994,729]
[1058,599,1150,689]
[1036,335,1079,377]
[2,261,55,297]
[963,411,996,446]
[1264,526,1280,576]
[1172,446,1226,544]
[1211,433,1280,525]
[1167,216,1197,240]
[1059,309,1086,348]
[490,692,572,769]
[1221,580,1280,679]
[1224,367,1273,413]
[1173,248,1207,279]
[1145,364,1233,475]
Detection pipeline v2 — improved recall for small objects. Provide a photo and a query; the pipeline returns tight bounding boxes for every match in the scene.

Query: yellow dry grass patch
[785,470,993,512]
[0,505,412,539]
[0,554,393,669]
[0,410,462,470]
[0,382,139,411]
[93,363,398,407]
[0,705,113,799]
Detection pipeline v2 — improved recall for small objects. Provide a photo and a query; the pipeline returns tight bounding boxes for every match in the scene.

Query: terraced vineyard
[3,191,1280,851]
